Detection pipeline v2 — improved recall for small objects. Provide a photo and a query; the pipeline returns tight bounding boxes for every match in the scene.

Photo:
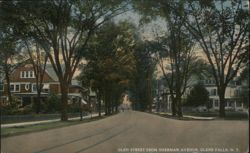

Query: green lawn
[184,112,218,117]
[1,113,82,124]
[152,111,248,121]
[1,116,104,137]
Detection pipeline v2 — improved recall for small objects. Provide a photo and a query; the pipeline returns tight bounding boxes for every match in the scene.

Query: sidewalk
[1,113,105,128]
[156,112,216,120]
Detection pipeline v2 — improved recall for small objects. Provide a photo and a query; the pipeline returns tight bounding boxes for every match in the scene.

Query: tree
[79,21,136,116]
[150,16,207,117]
[185,83,210,108]
[0,26,18,105]
[1,0,130,120]
[23,41,48,113]
[133,0,249,117]
[182,0,249,117]
[129,40,156,112]
[236,65,249,108]
[132,1,207,116]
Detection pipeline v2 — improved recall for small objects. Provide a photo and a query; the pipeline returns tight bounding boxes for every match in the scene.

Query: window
[32,84,37,92]
[20,71,25,78]
[10,84,15,92]
[25,71,29,78]
[205,80,209,84]
[212,80,215,84]
[21,71,24,78]
[20,71,35,78]
[42,84,49,93]
[16,84,20,91]
[234,90,240,97]
[236,102,242,107]
[210,89,217,96]
[0,81,3,91]
[10,83,20,92]
[29,71,34,78]
[214,100,219,107]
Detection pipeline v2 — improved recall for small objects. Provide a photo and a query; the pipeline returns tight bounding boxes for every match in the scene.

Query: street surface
[1,111,249,153]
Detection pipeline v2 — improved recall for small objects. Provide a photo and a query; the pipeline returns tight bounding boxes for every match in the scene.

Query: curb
[155,112,216,120]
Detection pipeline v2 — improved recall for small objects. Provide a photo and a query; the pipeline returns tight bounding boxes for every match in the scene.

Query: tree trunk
[148,79,152,113]
[36,89,41,114]
[171,96,177,116]
[115,96,119,113]
[60,83,69,121]
[97,92,101,117]
[110,98,113,114]
[4,61,12,104]
[108,94,111,115]
[219,87,226,117]
[147,70,153,112]
[104,93,108,115]
[5,70,12,104]
[176,96,183,117]
[107,99,111,115]
[115,104,118,113]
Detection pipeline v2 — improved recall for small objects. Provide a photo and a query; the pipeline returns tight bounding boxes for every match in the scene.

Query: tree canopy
[79,21,136,115]
[0,0,131,120]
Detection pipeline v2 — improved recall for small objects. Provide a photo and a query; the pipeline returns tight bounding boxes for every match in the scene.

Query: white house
[198,79,245,111]
[155,77,246,112]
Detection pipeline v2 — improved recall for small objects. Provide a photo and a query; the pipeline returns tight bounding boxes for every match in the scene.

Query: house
[154,77,246,112]
[0,63,85,108]
[198,79,245,111]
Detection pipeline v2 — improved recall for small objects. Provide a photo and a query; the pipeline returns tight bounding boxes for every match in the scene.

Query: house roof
[45,64,60,81]
[3,62,81,85]
[45,64,80,86]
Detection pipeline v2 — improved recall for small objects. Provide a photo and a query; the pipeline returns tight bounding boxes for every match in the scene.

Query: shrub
[184,83,210,109]
[43,94,60,113]
[1,97,22,115]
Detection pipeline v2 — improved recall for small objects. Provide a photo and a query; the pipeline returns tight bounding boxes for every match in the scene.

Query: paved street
[1,111,249,153]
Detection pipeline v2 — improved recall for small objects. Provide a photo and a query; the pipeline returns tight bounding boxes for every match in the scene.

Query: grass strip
[1,113,82,124]
[184,111,248,120]
[1,116,105,138]
[150,111,248,120]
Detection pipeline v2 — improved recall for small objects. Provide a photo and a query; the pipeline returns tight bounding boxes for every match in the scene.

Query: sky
[115,0,249,79]
[7,1,249,79]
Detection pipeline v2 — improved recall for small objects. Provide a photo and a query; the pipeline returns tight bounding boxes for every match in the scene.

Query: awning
[43,84,49,89]
[81,99,87,104]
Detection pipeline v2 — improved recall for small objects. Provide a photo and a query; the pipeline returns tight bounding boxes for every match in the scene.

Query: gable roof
[45,64,60,81]
[45,64,80,86]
